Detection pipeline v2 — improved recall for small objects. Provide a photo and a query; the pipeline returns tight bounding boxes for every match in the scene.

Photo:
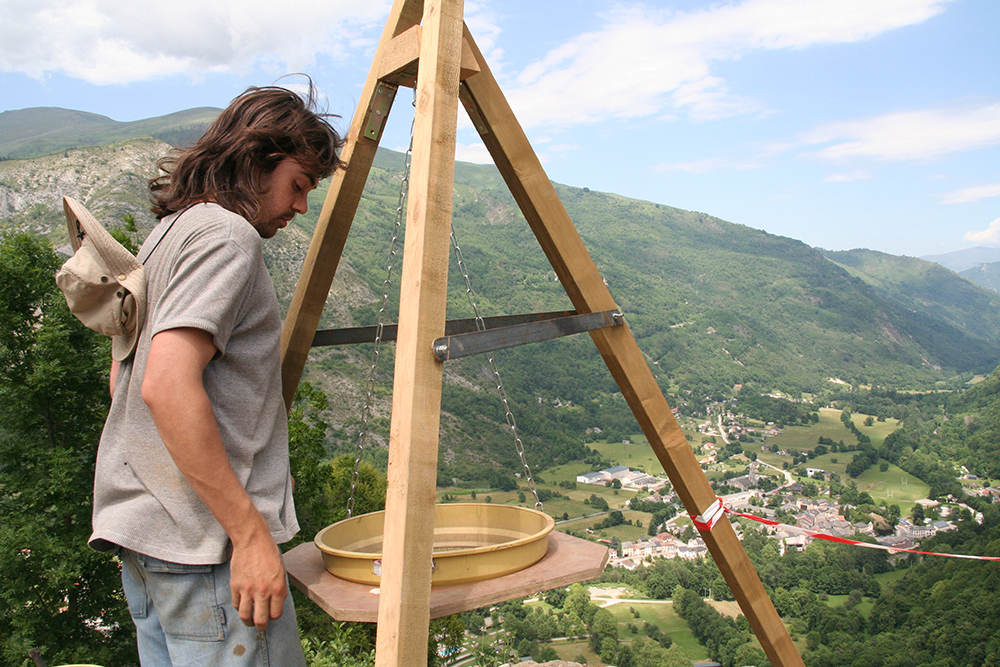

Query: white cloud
[803,102,1000,162]
[941,181,1000,204]
[0,0,954,135]
[464,1,504,70]
[964,218,1000,245]
[823,171,874,183]
[505,0,949,128]
[454,141,492,165]
[0,0,389,84]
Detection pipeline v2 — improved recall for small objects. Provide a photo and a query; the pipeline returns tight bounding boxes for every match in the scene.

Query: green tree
[286,386,388,548]
[589,607,619,651]
[630,636,690,667]
[286,387,393,660]
[428,614,465,667]
[300,623,375,667]
[732,643,767,667]
[535,645,559,662]
[564,583,596,623]
[0,233,136,666]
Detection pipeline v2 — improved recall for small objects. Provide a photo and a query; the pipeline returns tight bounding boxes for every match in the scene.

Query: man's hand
[230,521,288,631]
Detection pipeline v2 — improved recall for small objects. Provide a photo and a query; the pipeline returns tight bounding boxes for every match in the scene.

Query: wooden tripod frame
[279,1,805,665]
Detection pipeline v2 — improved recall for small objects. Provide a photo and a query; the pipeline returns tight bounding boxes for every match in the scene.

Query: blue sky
[2,0,998,258]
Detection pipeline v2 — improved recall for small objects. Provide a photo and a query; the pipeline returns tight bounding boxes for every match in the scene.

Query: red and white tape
[723,506,1000,561]
[691,498,726,532]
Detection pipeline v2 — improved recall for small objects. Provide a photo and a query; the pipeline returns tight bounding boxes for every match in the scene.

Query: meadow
[747,407,901,469]
[539,598,710,666]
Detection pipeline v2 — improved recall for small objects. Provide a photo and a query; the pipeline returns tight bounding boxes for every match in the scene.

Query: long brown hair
[150,82,344,220]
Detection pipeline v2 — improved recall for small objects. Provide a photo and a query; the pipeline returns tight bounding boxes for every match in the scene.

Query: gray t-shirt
[90,203,298,564]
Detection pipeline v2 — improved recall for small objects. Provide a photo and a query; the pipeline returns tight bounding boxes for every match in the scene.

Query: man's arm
[141,327,287,632]
[110,359,119,396]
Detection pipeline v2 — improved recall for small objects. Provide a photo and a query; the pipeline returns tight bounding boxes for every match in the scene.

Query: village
[571,460,978,571]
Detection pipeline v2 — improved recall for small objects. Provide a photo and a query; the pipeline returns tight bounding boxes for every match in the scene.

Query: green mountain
[0,107,220,160]
[960,261,1000,293]
[4,111,1000,478]
[818,248,1000,368]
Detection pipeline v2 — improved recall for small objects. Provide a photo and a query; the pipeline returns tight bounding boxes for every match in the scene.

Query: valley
[2,115,1000,667]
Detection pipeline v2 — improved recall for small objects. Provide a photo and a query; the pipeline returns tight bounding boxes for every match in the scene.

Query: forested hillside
[4,129,1000,481]
[820,248,1000,350]
[3,120,1000,664]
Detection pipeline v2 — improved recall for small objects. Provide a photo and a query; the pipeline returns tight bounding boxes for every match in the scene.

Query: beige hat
[55,197,146,361]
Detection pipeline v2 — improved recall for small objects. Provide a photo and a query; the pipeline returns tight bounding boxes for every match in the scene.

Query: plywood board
[286,532,610,622]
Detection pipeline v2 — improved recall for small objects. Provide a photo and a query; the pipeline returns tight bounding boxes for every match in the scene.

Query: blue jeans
[120,548,306,667]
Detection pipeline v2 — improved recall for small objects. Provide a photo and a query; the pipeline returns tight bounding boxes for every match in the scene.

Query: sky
[2,0,998,259]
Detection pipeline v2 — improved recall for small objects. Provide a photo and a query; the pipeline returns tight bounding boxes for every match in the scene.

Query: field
[823,568,911,618]
[739,408,933,507]
[587,437,673,476]
[607,601,708,661]
[540,599,709,666]
[854,463,930,511]
[546,639,600,665]
[747,407,901,469]
[435,462,653,534]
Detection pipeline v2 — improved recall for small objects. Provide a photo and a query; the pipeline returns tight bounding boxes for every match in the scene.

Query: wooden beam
[279,0,425,410]
[373,1,465,666]
[379,24,481,87]
[459,26,805,667]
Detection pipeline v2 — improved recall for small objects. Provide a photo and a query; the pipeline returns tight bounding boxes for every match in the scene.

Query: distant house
[782,534,808,553]
[624,473,659,488]
[898,522,935,539]
[728,475,755,491]
[576,472,605,485]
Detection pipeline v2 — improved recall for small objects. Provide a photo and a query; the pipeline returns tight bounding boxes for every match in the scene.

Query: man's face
[252,157,317,238]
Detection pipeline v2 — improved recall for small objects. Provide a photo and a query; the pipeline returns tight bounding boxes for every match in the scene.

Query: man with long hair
[89,83,343,665]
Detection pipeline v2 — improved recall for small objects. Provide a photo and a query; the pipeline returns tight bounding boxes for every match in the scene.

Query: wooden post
[279,4,805,666]
[458,27,805,667]
[373,1,464,666]
[279,0,425,410]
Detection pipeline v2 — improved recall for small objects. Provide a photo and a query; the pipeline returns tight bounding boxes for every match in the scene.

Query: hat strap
[139,206,194,266]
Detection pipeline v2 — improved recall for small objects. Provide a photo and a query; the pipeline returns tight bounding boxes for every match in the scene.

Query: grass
[855,463,930,512]
[747,407,902,469]
[874,567,912,586]
[822,567,913,617]
[548,639,600,665]
[604,601,709,662]
[588,437,675,476]
[823,594,875,617]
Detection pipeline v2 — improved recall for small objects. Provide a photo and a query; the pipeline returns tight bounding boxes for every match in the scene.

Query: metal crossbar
[310,309,623,360]
[432,309,622,360]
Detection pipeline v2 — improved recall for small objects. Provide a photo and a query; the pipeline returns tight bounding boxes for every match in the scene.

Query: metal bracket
[432,309,623,361]
[364,83,398,141]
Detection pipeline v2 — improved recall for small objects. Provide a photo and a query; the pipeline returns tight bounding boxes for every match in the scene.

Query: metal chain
[450,225,543,512]
[346,87,412,518]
